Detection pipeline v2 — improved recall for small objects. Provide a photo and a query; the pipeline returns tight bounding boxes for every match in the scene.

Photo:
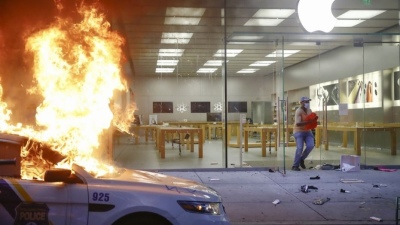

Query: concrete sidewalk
[160,168,400,225]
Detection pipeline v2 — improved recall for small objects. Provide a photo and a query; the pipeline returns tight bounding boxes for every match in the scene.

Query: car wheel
[114,213,172,225]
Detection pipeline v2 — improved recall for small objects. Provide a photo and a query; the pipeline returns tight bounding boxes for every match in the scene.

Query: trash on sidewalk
[321,164,338,170]
[268,168,275,173]
[272,199,280,205]
[300,185,318,193]
[313,197,330,205]
[340,155,360,172]
[310,175,320,180]
[209,178,220,181]
[372,184,387,188]
[340,188,350,193]
[340,178,364,183]
[370,216,382,222]
[301,185,309,193]
[373,166,397,172]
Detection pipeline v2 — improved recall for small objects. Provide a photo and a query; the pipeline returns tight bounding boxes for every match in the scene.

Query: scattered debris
[300,185,318,193]
[370,216,382,222]
[310,175,320,180]
[209,178,220,181]
[268,168,275,173]
[373,166,397,172]
[321,164,338,170]
[340,178,364,183]
[272,199,280,205]
[313,198,330,205]
[340,188,350,193]
[372,184,387,188]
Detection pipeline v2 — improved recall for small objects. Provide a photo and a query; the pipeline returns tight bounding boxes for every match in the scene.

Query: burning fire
[0,3,135,179]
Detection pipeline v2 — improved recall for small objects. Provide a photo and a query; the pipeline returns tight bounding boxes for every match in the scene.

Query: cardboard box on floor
[340,155,360,172]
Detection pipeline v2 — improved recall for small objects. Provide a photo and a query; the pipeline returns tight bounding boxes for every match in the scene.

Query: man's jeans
[293,131,315,167]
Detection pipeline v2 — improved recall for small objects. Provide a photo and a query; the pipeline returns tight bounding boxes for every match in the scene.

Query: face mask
[304,103,310,109]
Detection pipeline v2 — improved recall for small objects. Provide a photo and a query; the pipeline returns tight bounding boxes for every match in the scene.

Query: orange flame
[0,3,135,179]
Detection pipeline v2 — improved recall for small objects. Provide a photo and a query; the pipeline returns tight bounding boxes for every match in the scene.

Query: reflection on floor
[112,134,400,171]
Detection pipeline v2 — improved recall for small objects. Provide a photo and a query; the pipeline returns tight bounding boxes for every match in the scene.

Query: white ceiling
[106,0,400,78]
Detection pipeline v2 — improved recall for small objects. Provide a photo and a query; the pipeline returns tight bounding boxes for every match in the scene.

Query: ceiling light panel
[197,68,218,73]
[237,68,259,73]
[165,17,201,25]
[157,60,179,66]
[156,68,175,73]
[228,42,256,45]
[213,49,243,57]
[335,20,364,27]
[231,35,264,40]
[244,19,284,26]
[166,7,206,17]
[204,60,227,66]
[164,7,205,25]
[158,49,185,57]
[250,61,275,66]
[161,32,193,44]
[266,50,300,57]
[337,10,386,19]
[252,9,295,18]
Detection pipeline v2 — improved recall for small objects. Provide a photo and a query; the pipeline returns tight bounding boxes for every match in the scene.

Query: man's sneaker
[292,166,301,171]
[300,160,306,169]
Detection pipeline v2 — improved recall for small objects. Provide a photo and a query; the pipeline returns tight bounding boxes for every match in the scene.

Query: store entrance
[269,33,400,172]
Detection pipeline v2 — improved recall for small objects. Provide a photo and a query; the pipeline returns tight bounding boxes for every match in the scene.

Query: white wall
[131,75,274,123]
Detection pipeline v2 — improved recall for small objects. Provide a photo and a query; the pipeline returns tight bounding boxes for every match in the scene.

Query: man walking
[292,97,318,171]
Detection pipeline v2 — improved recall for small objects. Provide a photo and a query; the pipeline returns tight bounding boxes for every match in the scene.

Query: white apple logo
[298,0,337,33]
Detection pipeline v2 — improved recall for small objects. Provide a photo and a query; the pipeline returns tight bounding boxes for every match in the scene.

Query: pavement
[159,167,400,225]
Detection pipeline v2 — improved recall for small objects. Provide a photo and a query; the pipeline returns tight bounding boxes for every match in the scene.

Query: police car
[0,133,230,225]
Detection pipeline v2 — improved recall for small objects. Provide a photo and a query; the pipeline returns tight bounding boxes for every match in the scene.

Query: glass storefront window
[109,0,400,171]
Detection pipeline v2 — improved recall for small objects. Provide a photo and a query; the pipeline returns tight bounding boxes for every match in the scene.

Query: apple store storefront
[111,1,400,171]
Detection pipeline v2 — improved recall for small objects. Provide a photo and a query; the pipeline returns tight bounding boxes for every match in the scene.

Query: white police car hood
[75,164,220,198]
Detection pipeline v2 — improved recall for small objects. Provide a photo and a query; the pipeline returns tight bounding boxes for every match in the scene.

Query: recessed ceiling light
[157,60,179,66]
[156,68,175,73]
[197,68,218,73]
[237,69,259,73]
[249,61,275,66]
[289,42,318,46]
[252,9,295,18]
[161,32,193,44]
[166,7,206,17]
[335,20,365,27]
[204,60,228,66]
[158,49,185,57]
[228,42,256,45]
[266,50,300,57]
[244,18,284,26]
[231,35,264,40]
[164,7,205,25]
[213,49,243,57]
[165,17,202,25]
[337,10,386,19]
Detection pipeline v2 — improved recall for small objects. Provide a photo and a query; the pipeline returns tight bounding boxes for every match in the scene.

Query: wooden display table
[156,126,203,159]
[243,127,278,157]
[315,125,397,155]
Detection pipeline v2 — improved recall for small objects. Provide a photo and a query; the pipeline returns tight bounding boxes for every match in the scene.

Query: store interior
[105,0,400,171]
